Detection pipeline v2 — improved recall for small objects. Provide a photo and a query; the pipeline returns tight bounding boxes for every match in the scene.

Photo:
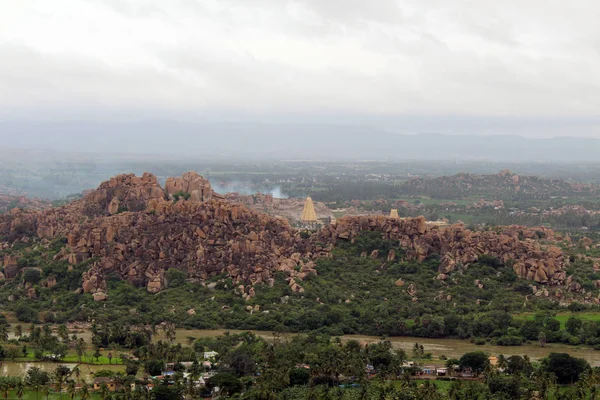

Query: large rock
[83,172,165,216]
[165,172,215,202]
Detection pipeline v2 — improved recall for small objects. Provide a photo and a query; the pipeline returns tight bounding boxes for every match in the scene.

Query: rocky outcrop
[316,215,566,285]
[0,172,326,294]
[83,173,165,216]
[165,172,217,202]
[0,173,569,296]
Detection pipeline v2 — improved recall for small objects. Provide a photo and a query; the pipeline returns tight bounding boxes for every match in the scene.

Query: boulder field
[0,172,567,297]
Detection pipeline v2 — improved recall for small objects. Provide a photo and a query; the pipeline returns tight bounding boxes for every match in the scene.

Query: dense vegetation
[2,232,600,350]
[0,326,598,400]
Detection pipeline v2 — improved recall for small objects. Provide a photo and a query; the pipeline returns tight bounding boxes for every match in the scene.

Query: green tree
[566,317,583,336]
[16,382,24,400]
[23,269,41,284]
[79,384,90,400]
[94,347,102,362]
[67,381,76,400]
[99,383,109,400]
[544,353,590,384]
[459,352,490,376]
[75,338,86,362]
[206,373,243,396]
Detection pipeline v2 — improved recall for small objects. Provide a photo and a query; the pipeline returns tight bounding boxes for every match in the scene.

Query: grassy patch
[5,390,102,400]
[60,355,123,365]
[514,312,600,330]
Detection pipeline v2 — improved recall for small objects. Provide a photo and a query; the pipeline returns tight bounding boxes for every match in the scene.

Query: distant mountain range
[1,120,599,162]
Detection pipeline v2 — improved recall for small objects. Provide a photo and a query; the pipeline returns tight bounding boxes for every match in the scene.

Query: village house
[93,377,118,392]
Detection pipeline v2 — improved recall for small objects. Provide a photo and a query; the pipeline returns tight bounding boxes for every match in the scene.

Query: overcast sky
[2,0,600,137]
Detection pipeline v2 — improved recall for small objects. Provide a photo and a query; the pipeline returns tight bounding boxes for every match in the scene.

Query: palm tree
[1,383,9,400]
[33,384,41,400]
[16,382,24,400]
[72,366,81,384]
[67,381,76,400]
[58,325,69,343]
[79,384,90,400]
[0,325,8,342]
[15,325,23,339]
[100,383,110,400]
[497,354,507,370]
[75,338,86,362]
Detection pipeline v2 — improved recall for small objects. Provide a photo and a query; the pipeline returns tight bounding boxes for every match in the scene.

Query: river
[4,328,599,381]
[167,329,600,365]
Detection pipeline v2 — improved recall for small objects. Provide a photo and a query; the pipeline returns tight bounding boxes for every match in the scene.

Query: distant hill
[401,170,600,200]
[2,120,600,162]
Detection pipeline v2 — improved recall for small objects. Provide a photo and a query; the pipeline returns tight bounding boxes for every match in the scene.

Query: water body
[170,329,600,365]
[6,328,599,381]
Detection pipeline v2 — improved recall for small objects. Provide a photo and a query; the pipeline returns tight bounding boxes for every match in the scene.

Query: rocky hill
[0,172,569,303]
[316,216,566,285]
[402,169,599,200]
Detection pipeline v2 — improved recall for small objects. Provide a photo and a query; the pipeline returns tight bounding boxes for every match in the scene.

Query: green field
[2,390,102,400]
[514,312,600,330]
[60,354,123,365]
[12,351,123,366]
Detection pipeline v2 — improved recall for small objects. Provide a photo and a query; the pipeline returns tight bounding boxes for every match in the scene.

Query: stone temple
[301,197,317,223]
[389,209,399,219]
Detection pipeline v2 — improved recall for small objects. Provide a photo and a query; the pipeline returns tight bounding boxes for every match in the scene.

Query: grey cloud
[1,0,600,136]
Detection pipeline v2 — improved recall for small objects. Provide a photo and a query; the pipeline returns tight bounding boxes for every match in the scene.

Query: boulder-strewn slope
[0,172,324,298]
[0,172,568,298]
[316,216,566,285]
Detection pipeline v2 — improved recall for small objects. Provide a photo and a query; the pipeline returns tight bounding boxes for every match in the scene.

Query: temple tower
[301,197,317,223]
[389,209,399,219]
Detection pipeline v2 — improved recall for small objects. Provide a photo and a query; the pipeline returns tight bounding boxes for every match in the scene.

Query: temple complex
[301,196,318,223]
[389,209,399,219]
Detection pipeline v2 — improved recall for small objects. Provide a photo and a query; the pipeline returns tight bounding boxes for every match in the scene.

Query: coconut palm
[72,366,81,384]
[75,339,86,362]
[58,325,69,343]
[497,354,507,370]
[67,381,76,400]
[16,382,24,399]
[100,383,110,400]
[79,384,90,400]
[0,383,9,400]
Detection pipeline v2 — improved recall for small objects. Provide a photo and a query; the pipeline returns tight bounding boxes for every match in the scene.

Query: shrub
[23,269,41,284]
[496,336,523,346]
[15,304,38,323]
[290,368,310,386]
